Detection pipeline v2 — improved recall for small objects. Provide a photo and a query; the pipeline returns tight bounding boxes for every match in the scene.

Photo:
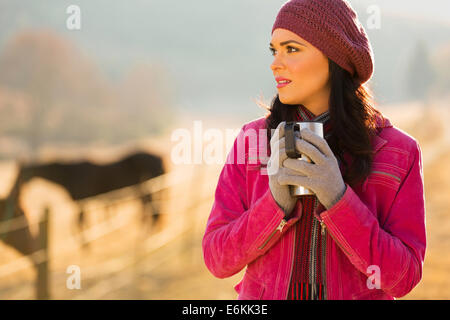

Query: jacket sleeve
[317,140,426,298]
[202,124,297,279]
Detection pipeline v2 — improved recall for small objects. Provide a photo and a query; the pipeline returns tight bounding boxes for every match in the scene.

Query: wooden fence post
[36,206,50,300]
[187,164,204,266]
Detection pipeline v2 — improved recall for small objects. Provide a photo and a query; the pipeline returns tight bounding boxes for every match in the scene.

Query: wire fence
[0,164,216,299]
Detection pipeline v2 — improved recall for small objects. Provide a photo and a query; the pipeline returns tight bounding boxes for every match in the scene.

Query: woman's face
[270,28,331,115]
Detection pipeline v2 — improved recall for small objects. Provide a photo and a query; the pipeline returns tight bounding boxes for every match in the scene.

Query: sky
[0,0,448,118]
[349,0,450,26]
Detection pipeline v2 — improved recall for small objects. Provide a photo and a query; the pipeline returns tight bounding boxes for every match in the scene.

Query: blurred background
[0,0,449,299]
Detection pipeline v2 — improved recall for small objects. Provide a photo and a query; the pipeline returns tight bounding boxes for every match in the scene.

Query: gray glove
[267,121,303,216]
[279,127,347,210]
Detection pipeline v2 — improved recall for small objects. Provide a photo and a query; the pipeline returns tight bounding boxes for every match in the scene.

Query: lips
[275,76,292,88]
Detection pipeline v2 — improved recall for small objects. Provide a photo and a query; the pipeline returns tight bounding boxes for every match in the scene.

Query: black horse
[8,151,165,246]
[0,194,36,257]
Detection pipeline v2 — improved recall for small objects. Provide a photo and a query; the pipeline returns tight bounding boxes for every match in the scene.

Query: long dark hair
[260,59,386,188]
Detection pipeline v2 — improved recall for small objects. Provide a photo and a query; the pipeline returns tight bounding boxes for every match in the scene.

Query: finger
[272,141,288,169]
[282,158,315,175]
[267,162,281,176]
[300,128,334,158]
[268,146,290,174]
[276,137,286,153]
[268,141,285,170]
[277,121,286,139]
[278,174,311,188]
[295,138,326,164]
[281,166,307,177]
[271,136,285,154]
[279,147,289,164]
[279,136,285,150]
[270,121,286,147]
[271,121,285,144]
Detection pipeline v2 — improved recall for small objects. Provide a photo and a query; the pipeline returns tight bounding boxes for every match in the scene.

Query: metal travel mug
[284,121,324,197]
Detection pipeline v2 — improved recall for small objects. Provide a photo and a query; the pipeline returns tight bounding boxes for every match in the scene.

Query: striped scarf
[287,105,332,300]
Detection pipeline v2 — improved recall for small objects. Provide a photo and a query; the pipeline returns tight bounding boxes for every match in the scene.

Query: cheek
[289,55,329,89]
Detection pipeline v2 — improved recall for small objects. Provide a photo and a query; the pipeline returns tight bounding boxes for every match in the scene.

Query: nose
[270,55,284,72]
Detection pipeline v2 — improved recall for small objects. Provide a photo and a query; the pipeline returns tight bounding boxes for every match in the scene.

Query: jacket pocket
[237,272,266,300]
[246,147,268,171]
[366,161,404,191]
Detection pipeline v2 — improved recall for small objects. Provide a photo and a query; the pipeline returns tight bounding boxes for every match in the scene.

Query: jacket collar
[372,116,392,153]
[372,135,387,153]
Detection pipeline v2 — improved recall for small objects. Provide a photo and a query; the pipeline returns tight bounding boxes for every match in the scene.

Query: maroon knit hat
[272,0,374,84]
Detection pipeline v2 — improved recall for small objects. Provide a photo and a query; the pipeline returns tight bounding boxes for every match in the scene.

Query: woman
[202,0,426,300]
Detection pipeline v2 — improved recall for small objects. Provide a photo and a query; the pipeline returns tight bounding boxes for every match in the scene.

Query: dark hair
[259,58,386,188]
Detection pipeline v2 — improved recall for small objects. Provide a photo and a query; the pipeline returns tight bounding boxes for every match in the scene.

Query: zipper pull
[258,218,288,250]
[320,221,326,235]
[277,219,287,233]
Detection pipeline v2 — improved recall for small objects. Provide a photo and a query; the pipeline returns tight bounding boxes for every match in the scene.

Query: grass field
[0,100,449,299]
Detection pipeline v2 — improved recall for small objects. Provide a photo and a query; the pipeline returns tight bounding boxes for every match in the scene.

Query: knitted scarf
[287,104,332,300]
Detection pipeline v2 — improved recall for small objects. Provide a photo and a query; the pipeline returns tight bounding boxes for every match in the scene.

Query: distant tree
[0,29,109,157]
[405,39,436,106]
[0,29,176,159]
[117,63,174,137]
[430,42,450,99]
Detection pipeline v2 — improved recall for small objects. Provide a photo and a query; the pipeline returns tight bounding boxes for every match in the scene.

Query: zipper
[319,219,352,257]
[285,223,296,299]
[258,218,287,250]
[323,221,328,300]
[309,198,321,300]
[316,216,328,300]
[320,221,326,236]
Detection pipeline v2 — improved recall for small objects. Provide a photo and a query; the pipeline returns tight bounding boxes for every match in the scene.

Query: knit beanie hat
[272,0,374,84]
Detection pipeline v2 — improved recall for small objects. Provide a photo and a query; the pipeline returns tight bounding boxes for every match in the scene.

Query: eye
[269,46,300,56]
[286,46,300,53]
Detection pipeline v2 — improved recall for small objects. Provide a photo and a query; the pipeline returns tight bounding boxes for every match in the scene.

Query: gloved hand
[279,127,347,210]
[267,121,303,216]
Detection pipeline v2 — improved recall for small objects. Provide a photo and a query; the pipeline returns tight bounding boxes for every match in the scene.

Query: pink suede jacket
[202,115,426,300]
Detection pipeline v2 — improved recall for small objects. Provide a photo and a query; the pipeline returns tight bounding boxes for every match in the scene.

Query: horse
[10,151,165,246]
[0,193,36,257]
